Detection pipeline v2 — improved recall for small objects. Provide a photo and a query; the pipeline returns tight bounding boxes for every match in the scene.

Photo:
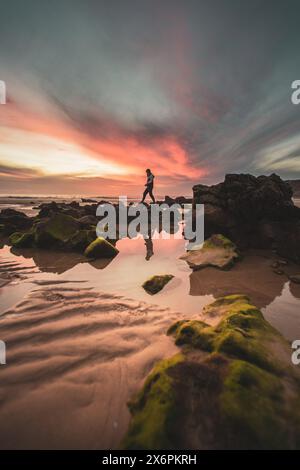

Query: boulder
[78,215,98,227]
[123,295,300,450]
[0,208,33,235]
[193,174,300,262]
[180,234,239,270]
[84,237,119,259]
[9,231,34,248]
[34,213,79,248]
[68,229,96,252]
[142,274,174,295]
[175,196,192,205]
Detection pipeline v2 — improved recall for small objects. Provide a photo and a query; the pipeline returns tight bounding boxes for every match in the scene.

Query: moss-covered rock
[84,237,119,259]
[122,354,184,449]
[68,229,97,252]
[9,231,34,248]
[123,295,300,449]
[142,274,174,295]
[180,234,239,270]
[34,213,79,248]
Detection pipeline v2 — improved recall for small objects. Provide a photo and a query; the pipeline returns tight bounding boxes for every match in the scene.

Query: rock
[286,179,300,198]
[84,237,119,259]
[0,208,33,235]
[278,259,288,266]
[78,215,98,227]
[123,295,300,450]
[164,196,176,206]
[68,229,96,252]
[175,196,192,205]
[37,201,60,218]
[142,274,174,295]
[289,274,300,284]
[37,201,84,219]
[83,203,99,216]
[273,269,284,275]
[180,234,239,270]
[81,198,97,203]
[9,231,34,248]
[34,213,79,248]
[193,174,300,262]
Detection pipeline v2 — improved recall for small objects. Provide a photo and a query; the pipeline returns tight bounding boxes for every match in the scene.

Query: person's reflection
[144,237,154,261]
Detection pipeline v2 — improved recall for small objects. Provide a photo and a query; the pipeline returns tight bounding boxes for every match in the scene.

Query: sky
[0,0,300,196]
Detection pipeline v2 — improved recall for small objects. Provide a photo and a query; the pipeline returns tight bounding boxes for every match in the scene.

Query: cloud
[1,0,300,196]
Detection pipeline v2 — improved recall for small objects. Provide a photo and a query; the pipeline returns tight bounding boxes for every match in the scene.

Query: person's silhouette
[141,169,155,203]
[144,237,154,260]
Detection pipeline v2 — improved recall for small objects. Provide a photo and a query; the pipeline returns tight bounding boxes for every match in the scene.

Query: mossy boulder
[9,231,34,248]
[84,237,119,259]
[180,234,239,270]
[123,295,300,449]
[68,229,97,252]
[142,274,174,295]
[34,213,79,248]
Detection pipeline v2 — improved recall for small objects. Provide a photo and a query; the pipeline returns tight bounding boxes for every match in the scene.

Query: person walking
[141,169,155,203]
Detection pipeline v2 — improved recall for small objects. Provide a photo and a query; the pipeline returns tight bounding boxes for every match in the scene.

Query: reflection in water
[263,282,300,340]
[10,247,114,274]
[1,240,300,339]
[144,238,154,261]
[188,251,299,309]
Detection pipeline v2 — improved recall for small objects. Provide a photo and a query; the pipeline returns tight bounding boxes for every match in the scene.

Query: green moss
[221,360,288,449]
[168,320,215,351]
[123,294,300,449]
[84,236,119,258]
[168,295,281,374]
[142,275,174,295]
[9,231,34,248]
[34,213,79,248]
[68,229,96,252]
[203,234,236,250]
[122,354,184,450]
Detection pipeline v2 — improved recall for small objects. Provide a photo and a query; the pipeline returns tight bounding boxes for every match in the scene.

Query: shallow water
[1,231,300,449]
[0,236,213,316]
[1,234,300,339]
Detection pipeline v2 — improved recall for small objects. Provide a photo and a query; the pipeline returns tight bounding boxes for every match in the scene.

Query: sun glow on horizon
[0,127,134,178]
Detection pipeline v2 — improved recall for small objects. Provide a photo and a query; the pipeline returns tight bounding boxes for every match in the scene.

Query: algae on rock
[84,237,119,259]
[142,274,174,295]
[122,295,300,450]
[180,234,239,270]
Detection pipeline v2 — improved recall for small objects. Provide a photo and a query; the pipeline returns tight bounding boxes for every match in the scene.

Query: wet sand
[0,282,186,449]
[0,236,300,449]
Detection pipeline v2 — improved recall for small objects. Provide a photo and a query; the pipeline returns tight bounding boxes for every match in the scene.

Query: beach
[1,195,300,448]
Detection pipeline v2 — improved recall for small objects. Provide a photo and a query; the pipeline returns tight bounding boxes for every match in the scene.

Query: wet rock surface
[193,174,300,262]
[142,275,174,295]
[123,295,300,450]
[180,234,239,270]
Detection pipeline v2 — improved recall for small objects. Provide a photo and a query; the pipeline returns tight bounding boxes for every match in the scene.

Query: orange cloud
[0,101,207,195]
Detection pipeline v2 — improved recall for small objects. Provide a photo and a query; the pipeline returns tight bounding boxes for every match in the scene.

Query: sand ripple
[0,284,184,449]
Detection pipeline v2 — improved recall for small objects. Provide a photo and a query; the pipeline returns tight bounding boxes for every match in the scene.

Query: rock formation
[123,295,300,449]
[193,173,300,262]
